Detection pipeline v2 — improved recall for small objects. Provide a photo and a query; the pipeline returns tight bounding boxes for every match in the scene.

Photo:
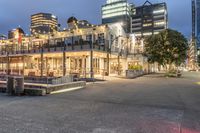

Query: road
[0,72,200,133]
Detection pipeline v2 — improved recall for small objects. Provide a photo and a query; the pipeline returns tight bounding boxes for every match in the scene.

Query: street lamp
[6,45,10,75]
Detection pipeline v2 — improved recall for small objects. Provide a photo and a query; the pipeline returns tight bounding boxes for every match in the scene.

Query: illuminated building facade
[196,0,200,48]
[0,4,159,78]
[0,16,152,78]
[31,13,58,35]
[187,0,199,70]
[102,0,133,33]
[188,38,198,70]
[131,1,168,37]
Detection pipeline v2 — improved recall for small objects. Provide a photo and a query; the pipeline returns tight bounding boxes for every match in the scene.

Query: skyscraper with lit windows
[196,0,200,48]
[30,13,58,35]
[131,1,168,37]
[102,0,133,33]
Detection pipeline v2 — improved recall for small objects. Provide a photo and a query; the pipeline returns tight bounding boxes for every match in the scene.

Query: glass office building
[31,13,58,35]
[131,1,168,37]
[102,0,133,33]
[196,0,200,48]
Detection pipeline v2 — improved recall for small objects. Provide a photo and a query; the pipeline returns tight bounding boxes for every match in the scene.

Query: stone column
[40,51,44,77]
[90,51,94,78]
[7,53,10,75]
[107,53,110,76]
[118,55,120,75]
[63,52,66,76]
[82,55,87,78]
[22,55,25,76]
[87,56,91,77]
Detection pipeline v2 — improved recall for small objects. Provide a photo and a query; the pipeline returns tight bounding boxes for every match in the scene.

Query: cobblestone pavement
[0,72,200,133]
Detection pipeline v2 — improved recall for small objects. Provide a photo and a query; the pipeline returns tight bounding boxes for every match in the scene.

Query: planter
[126,70,144,79]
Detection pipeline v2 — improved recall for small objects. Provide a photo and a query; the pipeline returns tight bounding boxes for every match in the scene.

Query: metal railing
[0,40,109,56]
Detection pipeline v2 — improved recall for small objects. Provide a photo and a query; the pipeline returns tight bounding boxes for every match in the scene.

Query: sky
[0,0,191,38]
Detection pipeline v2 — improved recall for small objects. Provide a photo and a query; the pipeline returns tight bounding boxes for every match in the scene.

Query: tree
[144,29,188,71]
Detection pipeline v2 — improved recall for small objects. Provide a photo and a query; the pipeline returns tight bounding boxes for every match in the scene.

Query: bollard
[7,76,15,95]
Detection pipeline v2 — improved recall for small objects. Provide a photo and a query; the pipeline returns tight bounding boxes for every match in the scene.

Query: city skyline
[0,0,191,38]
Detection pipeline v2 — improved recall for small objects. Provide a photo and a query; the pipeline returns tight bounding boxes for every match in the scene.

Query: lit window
[154,21,165,26]
[143,23,152,27]
[153,9,165,14]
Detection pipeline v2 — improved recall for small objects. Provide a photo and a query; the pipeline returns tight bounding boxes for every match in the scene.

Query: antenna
[143,0,152,6]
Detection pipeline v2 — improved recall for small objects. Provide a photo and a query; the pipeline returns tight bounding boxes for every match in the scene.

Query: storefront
[0,51,109,78]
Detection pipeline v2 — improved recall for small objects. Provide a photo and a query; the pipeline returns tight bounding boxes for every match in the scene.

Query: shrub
[128,65,143,71]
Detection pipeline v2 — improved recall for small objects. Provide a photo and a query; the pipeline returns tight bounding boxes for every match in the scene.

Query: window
[143,23,152,27]
[98,33,105,45]
[154,21,165,26]
[86,34,92,42]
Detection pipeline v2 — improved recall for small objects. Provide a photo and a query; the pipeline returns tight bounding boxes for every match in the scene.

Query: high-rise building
[187,0,200,70]
[30,13,58,35]
[192,0,196,39]
[131,1,168,37]
[196,0,200,48]
[102,0,133,33]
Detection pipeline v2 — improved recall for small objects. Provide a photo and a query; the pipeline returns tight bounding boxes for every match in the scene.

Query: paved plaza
[0,72,200,133]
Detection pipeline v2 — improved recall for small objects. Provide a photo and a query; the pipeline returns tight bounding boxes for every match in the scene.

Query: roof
[67,16,78,23]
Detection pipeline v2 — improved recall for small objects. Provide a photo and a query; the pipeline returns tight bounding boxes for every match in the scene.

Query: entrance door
[110,62,122,75]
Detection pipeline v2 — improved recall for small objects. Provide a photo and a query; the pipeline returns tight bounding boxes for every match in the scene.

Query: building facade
[188,38,198,70]
[131,1,168,37]
[192,0,196,40]
[102,0,133,33]
[187,0,199,70]
[1,16,152,78]
[196,0,200,48]
[0,15,155,78]
[31,13,58,35]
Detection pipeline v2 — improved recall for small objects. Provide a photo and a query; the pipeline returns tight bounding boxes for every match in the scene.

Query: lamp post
[6,45,10,75]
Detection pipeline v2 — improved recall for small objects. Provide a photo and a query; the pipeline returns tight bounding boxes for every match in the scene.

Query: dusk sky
[0,0,191,38]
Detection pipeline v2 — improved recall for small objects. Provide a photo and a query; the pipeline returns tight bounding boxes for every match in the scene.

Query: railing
[0,74,73,85]
[0,40,109,56]
[111,47,127,57]
[128,48,144,55]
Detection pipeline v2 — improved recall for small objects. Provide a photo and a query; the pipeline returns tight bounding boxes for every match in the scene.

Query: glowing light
[50,86,84,94]
[196,82,200,85]
[153,9,165,14]
[51,15,57,19]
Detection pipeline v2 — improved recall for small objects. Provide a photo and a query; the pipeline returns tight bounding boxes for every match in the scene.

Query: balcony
[0,39,109,56]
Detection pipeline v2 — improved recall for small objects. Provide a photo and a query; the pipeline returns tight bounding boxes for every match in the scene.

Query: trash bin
[7,76,24,95]
[7,76,15,95]
[14,76,24,95]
